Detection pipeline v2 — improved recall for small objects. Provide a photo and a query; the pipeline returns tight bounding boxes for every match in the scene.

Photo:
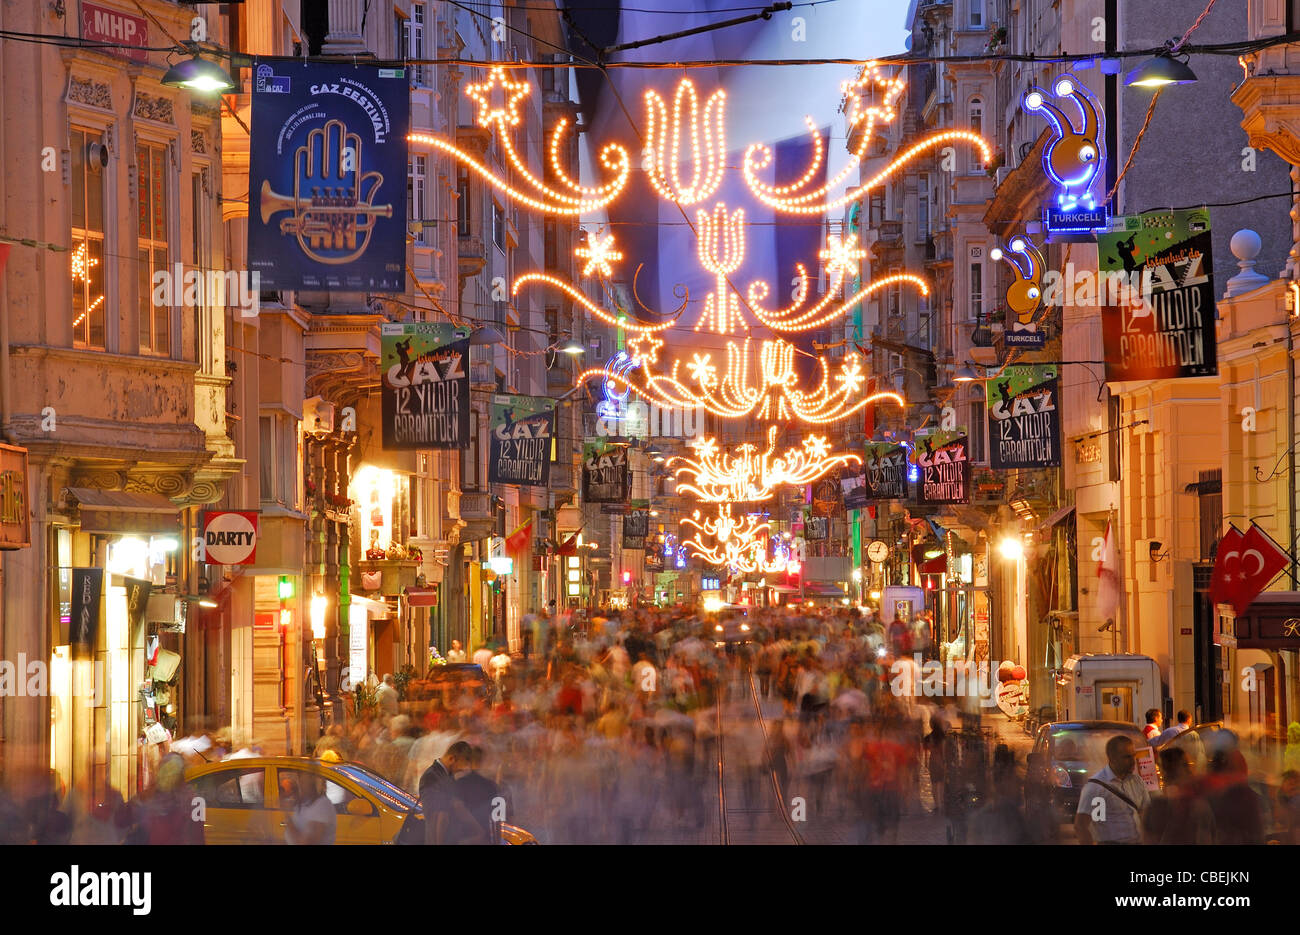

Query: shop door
[1096,682,1134,724]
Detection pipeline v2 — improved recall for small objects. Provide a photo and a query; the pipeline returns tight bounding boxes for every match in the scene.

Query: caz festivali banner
[841,461,867,511]
[582,441,630,503]
[914,428,970,505]
[1096,208,1217,381]
[623,506,650,549]
[863,441,908,501]
[987,365,1062,470]
[488,395,555,487]
[248,61,409,290]
[381,323,470,449]
[812,467,843,516]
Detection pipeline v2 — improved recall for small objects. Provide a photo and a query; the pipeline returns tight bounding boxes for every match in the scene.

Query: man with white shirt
[1074,735,1150,845]
[1155,710,1192,745]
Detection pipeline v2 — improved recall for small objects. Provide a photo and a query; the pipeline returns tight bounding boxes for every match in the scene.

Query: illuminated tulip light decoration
[418,64,991,570]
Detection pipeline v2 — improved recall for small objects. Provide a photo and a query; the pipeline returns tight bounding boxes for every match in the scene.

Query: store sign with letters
[0,444,29,550]
[202,511,260,565]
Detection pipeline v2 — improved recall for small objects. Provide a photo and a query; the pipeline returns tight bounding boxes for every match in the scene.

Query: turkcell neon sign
[1023,76,1109,235]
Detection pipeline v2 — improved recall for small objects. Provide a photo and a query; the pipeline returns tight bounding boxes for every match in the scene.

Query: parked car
[1029,720,1148,819]
[406,663,490,704]
[186,756,537,844]
[1151,722,1226,777]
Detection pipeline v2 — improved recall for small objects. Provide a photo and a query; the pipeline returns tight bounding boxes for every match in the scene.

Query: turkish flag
[1229,523,1291,614]
[505,518,532,555]
[556,527,583,556]
[1208,525,1243,610]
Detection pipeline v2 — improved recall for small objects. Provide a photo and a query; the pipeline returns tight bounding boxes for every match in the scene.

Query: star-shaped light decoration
[835,354,866,397]
[820,233,868,278]
[465,67,532,130]
[627,332,663,367]
[575,231,624,278]
[686,352,717,388]
[841,62,904,132]
[802,435,832,461]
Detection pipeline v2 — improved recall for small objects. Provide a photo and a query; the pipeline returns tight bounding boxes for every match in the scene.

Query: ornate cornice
[133,91,176,126]
[67,75,112,111]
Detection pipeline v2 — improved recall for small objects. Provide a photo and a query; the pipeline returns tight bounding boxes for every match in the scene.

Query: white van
[1054,653,1162,728]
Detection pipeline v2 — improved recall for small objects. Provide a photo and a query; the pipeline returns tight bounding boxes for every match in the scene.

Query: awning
[802,581,847,597]
[920,554,947,574]
[1222,591,1300,650]
[404,586,438,606]
[1038,504,1076,534]
[349,594,390,620]
[64,487,180,535]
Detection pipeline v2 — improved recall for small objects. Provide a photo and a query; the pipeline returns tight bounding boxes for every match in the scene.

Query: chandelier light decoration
[417,62,990,571]
[680,503,787,575]
[671,426,862,504]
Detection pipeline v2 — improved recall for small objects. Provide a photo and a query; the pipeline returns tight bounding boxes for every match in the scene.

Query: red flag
[1208,525,1243,610]
[1229,523,1291,614]
[557,527,583,556]
[505,518,532,555]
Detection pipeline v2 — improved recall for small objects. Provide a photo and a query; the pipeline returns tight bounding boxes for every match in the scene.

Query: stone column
[324,0,367,55]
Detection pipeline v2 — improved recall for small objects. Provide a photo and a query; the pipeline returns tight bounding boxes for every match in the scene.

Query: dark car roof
[1044,720,1143,732]
[429,663,484,676]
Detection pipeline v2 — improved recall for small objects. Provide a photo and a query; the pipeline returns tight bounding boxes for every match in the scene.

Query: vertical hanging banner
[70,567,104,658]
[381,323,471,449]
[863,442,909,501]
[248,61,409,290]
[841,461,867,511]
[489,395,555,487]
[582,442,629,503]
[914,429,970,505]
[812,467,844,516]
[987,365,1062,469]
[623,506,650,549]
[1096,208,1217,381]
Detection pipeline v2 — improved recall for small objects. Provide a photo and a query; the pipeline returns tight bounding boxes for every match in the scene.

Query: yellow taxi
[185,756,537,844]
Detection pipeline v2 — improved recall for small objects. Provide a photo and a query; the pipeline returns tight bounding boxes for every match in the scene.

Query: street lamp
[546,338,585,369]
[161,54,237,94]
[1125,51,1197,88]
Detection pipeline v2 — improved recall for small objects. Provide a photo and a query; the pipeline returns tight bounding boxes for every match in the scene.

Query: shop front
[50,488,187,798]
[1217,592,1300,755]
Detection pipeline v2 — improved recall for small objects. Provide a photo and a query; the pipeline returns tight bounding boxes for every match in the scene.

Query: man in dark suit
[455,746,504,845]
[419,741,484,845]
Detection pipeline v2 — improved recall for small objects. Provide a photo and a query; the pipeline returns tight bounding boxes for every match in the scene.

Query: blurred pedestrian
[284,772,336,845]
[1142,709,1163,743]
[446,639,467,663]
[1074,735,1149,845]
[1142,747,1214,844]
[376,673,400,718]
[456,746,503,844]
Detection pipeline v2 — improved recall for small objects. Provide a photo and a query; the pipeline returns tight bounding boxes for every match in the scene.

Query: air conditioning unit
[303,396,335,436]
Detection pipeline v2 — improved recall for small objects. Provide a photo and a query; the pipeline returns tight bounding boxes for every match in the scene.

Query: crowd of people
[3,603,1299,845]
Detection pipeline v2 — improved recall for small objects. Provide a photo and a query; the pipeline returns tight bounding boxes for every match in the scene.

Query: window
[463,419,481,490]
[869,190,885,228]
[192,169,213,369]
[409,155,427,245]
[970,261,983,322]
[70,127,106,349]
[189,769,267,809]
[968,395,986,463]
[259,413,300,508]
[917,173,930,242]
[405,3,427,87]
[137,142,171,356]
[545,306,560,344]
[544,218,557,269]
[492,202,505,252]
[970,0,984,28]
[968,99,984,170]
[276,769,366,815]
[457,172,470,237]
[888,266,901,317]
[541,55,555,93]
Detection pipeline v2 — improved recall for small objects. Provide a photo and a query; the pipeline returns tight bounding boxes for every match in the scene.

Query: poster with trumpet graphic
[248,61,408,290]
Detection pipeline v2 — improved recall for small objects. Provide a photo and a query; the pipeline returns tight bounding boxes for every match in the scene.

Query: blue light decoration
[675,546,687,569]
[1022,75,1109,236]
[597,351,639,421]
[902,440,920,483]
[990,236,1048,349]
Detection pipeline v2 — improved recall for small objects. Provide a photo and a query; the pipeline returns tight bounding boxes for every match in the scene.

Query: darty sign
[80,2,149,63]
[202,511,259,565]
